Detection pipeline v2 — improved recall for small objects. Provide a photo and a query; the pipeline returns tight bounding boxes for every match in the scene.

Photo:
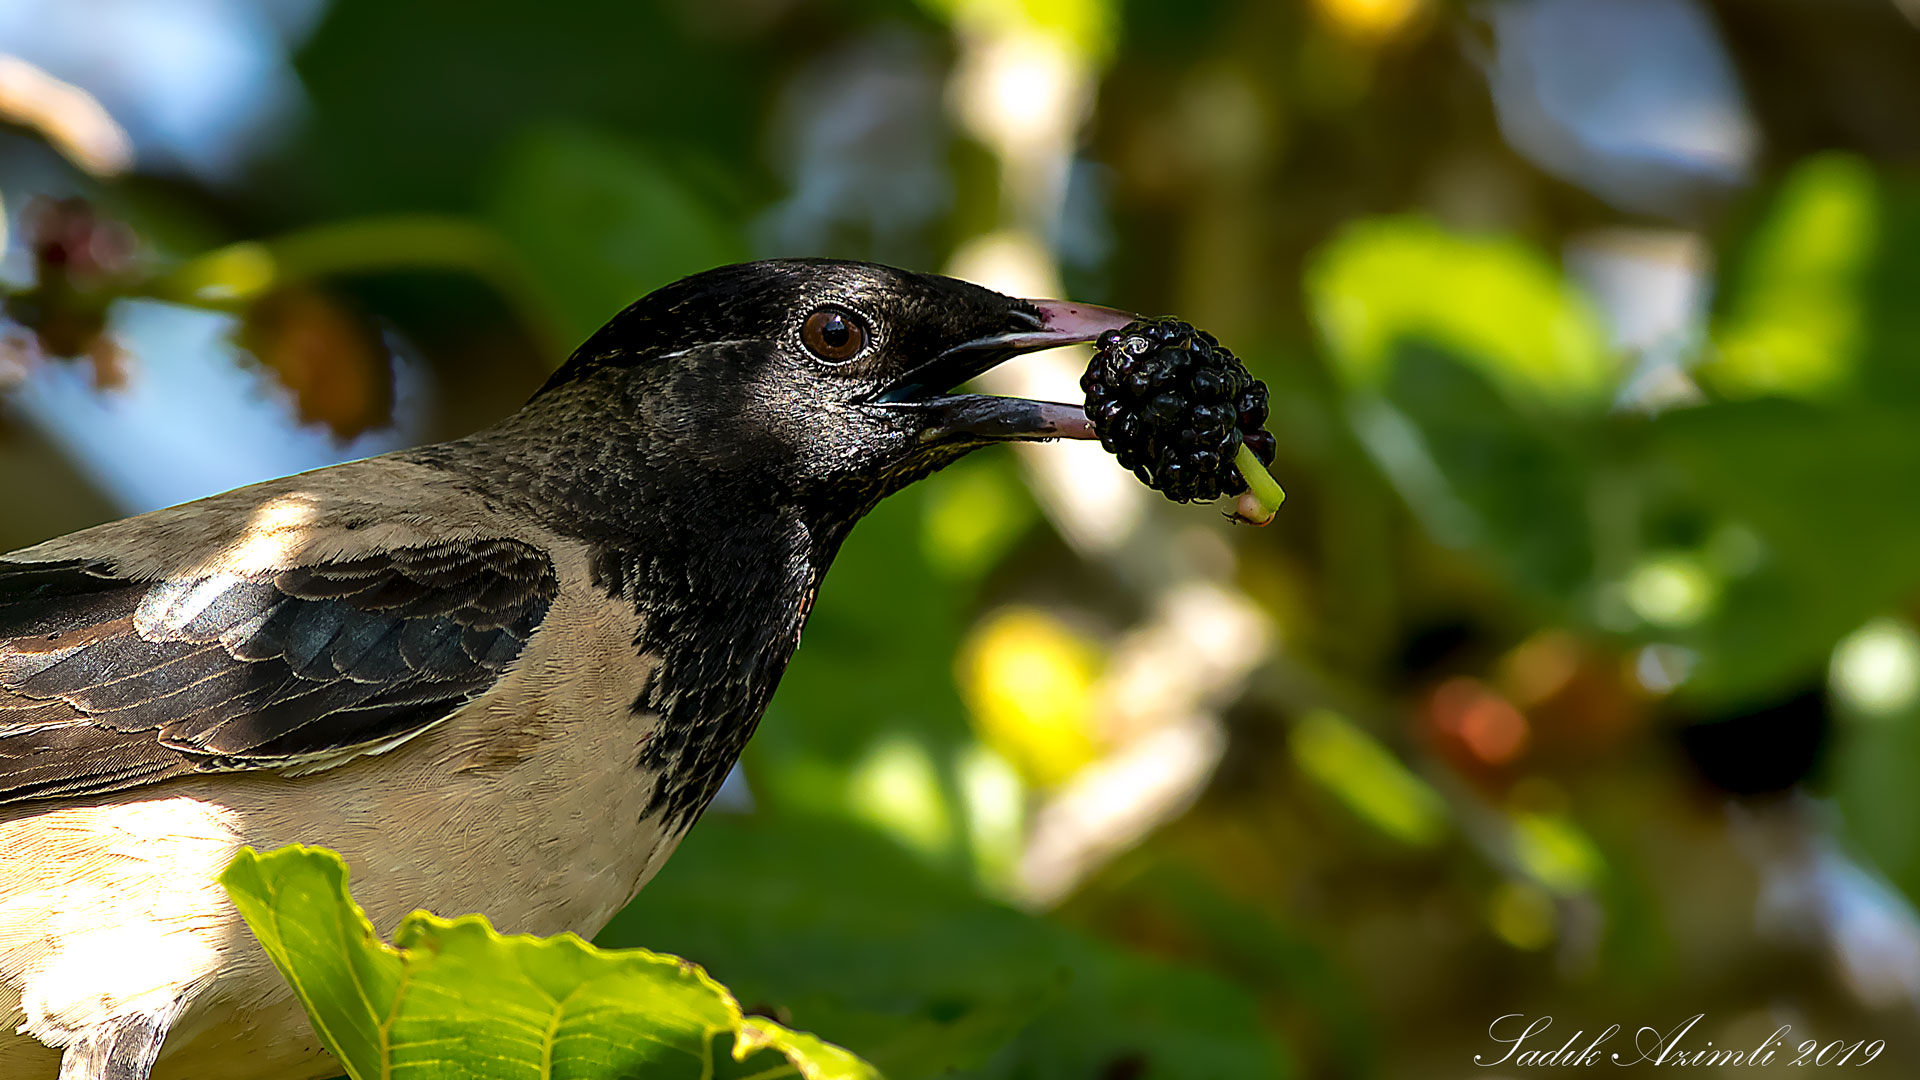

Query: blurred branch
[140,215,567,361]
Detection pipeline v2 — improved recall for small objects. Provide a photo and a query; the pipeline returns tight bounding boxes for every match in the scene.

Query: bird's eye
[801,307,868,363]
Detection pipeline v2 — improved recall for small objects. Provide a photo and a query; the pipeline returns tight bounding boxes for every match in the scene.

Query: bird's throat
[405,391,839,831]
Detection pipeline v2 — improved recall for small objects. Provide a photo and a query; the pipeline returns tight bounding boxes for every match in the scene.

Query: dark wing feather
[0,540,557,806]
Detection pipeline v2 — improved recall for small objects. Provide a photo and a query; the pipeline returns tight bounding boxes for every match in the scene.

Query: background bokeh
[6,0,1920,1076]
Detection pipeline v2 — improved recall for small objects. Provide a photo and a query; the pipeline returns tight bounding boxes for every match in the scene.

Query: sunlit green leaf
[847,733,959,858]
[1289,708,1447,847]
[222,845,876,1080]
[1649,400,1920,701]
[1307,216,1617,411]
[918,0,1118,61]
[1508,811,1604,895]
[1706,154,1877,401]
[919,456,1038,581]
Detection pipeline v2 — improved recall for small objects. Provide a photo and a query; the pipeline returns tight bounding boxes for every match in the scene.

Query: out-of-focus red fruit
[1426,676,1530,770]
[1496,631,1645,757]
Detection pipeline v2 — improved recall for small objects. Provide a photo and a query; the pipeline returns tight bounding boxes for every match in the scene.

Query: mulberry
[1081,318,1277,504]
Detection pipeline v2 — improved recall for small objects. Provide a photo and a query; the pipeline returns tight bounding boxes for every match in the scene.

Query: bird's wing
[0,537,556,806]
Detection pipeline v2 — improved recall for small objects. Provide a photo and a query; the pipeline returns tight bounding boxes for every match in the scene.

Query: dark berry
[1190,368,1226,400]
[1237,384,1269,429]
[1244,429,1276,466]
[1147,392,1186,424]
[1082,317,1276,503]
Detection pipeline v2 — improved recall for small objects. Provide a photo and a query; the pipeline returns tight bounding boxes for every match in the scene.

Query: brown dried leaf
[235,286,394,440]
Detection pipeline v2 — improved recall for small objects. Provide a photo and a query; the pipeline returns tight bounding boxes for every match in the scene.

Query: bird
[0,258,1134,1080]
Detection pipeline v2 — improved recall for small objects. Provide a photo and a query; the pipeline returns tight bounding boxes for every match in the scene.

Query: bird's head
[531,259,1133,523]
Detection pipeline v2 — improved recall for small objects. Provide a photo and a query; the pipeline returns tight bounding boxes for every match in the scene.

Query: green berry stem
[1231,443,1286,526]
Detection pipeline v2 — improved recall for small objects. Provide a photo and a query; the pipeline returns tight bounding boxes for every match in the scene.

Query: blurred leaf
[1706,154,1876,402]
[1508,811,1604,895]
[1311,0,1426,41]
[920,0,1118,61]
[1290,708,1448,847]
[1361,344,1597,601]
[1650,156,1920,704]
[1833,706,1920,908]
[958,607,1104,788]
[1307,216,1617,412]
[1708,153,1920,407]
[223,845,874,1080]
[847,733,960,859]
[292,0,768,215]
[920,454,1039,580]
[150,219,559,359]
[1649,400,1920,701]
[1066,861,1378,1077]
[1853,166,1920,404]
[1306,220,1606,607]
[749,479,977,818]
[490,127,746,345]
[603,812,1291,1080]
[235,286,394,439]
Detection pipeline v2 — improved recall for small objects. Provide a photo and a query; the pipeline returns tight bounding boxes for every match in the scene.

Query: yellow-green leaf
[222,845,878,1080]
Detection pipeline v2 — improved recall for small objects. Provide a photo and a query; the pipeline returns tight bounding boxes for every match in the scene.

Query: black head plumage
[527,259,1128,522]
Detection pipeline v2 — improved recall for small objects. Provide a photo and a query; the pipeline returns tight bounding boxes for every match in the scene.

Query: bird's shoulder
[0,452,582,806]
[8,453,540,582]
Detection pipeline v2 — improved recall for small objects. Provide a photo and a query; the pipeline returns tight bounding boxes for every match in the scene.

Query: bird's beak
[874,299,1137,443]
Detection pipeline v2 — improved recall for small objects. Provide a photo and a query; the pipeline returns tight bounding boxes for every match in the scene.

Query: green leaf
[1641,157,1920,704]
[915,0,1118,62]
[1289,708,1448,848]
[292,0,766,216]
[1350,344,1597,604]
[603,813,1293,1080]
[1706,153,1878,401]
[1305,218,1609,610]
[221,845,876,1080]
[1832,700,1920,908]
[1648,400,1920,701]
[489,127,746,346]
[1307,216,1617,412]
